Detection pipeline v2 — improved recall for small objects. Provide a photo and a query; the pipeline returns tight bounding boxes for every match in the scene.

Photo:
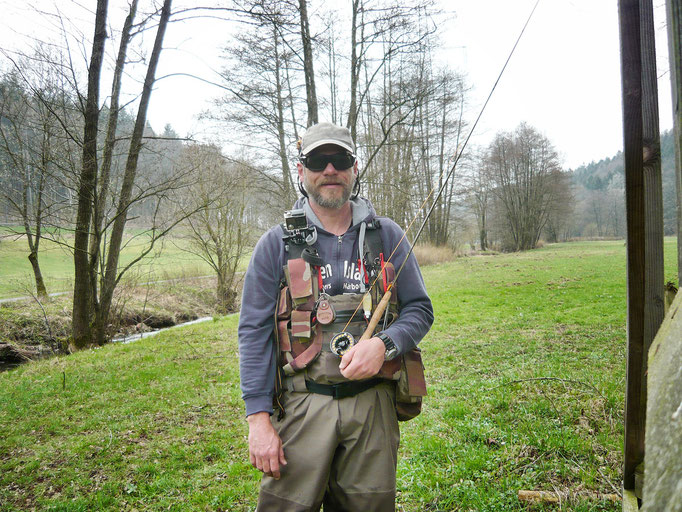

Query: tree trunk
[347,0,360,141]
[98,0,172,346]
[298,0,318,127]
[71,0,109,351]
[28,251,48,298]
[480,205,488,251]
[273,24,294,205]
[89,0,138,288]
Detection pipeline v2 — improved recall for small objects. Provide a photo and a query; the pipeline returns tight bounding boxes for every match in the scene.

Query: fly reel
[330,331,356,357]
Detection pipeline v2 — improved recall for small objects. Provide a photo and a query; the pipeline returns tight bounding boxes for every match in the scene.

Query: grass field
[0,239,678,511]
[0,229,233,299]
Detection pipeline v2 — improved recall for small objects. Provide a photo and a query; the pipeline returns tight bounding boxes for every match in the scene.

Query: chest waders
[273,219,425,421]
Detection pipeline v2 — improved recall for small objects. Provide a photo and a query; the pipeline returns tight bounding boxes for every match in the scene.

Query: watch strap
[376,332,398,360]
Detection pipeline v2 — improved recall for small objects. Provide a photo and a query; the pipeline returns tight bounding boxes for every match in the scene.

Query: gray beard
[305,176,354,209]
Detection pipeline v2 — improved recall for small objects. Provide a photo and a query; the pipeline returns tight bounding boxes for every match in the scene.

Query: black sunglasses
[300,152,356,172]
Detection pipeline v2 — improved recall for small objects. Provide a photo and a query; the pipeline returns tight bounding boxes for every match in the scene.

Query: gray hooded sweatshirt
[238,196,434,416]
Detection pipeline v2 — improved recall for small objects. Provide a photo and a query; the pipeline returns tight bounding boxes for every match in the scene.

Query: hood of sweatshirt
[292,195,377,232]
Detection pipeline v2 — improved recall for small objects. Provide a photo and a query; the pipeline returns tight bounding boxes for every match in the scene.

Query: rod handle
[359,290,392,341]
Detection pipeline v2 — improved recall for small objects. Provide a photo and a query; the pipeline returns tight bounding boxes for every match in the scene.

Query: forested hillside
[570,130,676,237]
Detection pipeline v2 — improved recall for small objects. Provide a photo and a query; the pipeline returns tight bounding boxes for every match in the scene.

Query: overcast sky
[442,0,672,169]
[0,0,674,170]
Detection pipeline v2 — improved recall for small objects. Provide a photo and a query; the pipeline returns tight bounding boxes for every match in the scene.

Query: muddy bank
[0,276,241,371]
[0,342,57,371]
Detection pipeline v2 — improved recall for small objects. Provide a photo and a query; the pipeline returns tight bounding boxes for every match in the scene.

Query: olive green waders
[257,377,399,512]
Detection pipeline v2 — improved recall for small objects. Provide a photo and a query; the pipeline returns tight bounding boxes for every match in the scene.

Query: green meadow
[0,239,677,511]
[0,230,218,299]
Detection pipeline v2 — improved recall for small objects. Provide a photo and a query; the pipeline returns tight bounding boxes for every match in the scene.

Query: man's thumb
[339,345,356,369]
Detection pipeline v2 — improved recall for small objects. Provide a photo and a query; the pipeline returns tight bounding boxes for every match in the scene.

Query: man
[238,122,433,511]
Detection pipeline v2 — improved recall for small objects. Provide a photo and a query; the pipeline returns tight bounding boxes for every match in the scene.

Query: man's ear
[297,161,305,181]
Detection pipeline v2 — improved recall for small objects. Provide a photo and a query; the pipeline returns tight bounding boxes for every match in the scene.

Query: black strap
[363,219,383,267]
[301,247,324,267]
[305,378,383,399]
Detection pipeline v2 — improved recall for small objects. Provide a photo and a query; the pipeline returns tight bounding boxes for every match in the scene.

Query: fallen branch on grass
[518,489,621,503]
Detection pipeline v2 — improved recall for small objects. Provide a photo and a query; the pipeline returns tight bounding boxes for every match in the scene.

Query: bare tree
[346,0,437,142]
[465,152,492,251]
[72,0,175,350]
[543,170,574,243]
[177,144,250,312]
[212,0,301,207]
[0,71,64,297]
[483,123,564,251]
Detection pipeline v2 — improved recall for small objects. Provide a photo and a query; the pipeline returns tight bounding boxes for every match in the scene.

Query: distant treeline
[570,130,676,238]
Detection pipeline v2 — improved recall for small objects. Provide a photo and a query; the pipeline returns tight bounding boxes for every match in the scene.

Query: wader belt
[305,378,383,399]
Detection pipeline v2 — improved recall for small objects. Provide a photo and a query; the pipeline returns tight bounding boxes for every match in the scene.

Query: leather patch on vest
[377,357,401,379]
[291,309,312,338]
[283,328,323,375]
[289,329,322,371]
[277,287,291,320]
[316,296,335,325]
[287,258,313,304]
[278,320,291,352]
[404,349,427,396]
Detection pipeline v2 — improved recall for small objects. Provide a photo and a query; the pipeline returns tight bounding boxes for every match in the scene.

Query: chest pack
[273,215,426,421]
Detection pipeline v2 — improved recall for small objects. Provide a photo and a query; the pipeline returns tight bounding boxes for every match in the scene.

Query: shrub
[412,243,456,266]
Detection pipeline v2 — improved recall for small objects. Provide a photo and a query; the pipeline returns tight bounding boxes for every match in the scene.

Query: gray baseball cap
[299,122,355,156]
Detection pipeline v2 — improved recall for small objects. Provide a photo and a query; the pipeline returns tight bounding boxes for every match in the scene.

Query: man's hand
[247,412,287,479]
[339,336,385,380]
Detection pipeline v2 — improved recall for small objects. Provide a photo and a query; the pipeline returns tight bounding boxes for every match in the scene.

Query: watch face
[385,347,398,360]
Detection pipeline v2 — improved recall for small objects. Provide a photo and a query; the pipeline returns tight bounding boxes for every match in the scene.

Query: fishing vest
[273,218,426,421]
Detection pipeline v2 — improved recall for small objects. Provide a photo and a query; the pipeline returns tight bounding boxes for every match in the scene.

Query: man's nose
[322,162,338,174]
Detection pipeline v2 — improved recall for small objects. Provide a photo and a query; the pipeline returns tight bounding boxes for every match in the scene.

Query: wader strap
[282,327,323,375]
[305,378,383,399]
[272,307,286,420]
[358,222,367,293]
[284,373,307,392]
[364,223,399,310]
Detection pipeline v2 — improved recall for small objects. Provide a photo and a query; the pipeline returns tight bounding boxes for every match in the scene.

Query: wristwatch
[376,332,398,361]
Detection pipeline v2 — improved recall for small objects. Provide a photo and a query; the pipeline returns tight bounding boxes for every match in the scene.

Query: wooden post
[640,0,666,494]
[640,0,665,351]
[618,0,666,494]
[668,0,682,286]
[618,0,646,492]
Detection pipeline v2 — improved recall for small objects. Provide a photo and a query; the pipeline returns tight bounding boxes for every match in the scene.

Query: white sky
[0,0,674,170]
[442,0,672,169]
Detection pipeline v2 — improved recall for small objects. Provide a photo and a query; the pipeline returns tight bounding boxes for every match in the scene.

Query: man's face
[298,145,358,209]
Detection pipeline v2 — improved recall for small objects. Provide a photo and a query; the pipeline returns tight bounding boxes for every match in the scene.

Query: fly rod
[356,0,542,343]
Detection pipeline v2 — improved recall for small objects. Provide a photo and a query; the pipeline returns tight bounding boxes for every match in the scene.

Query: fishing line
[340,0,542,335]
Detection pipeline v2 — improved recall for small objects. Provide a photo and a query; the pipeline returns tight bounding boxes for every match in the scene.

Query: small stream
[112,316,215,344]
[1,313,240,372]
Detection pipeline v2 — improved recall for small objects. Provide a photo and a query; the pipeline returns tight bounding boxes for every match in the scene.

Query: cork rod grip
[359,290,392,341]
